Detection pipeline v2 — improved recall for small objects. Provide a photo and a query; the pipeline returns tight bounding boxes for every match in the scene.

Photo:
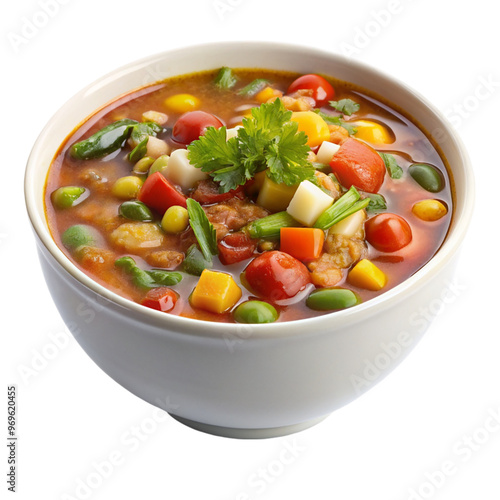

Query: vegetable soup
[44,68,453,323]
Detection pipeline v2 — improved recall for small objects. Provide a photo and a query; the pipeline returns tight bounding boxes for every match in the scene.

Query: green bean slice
[306,288,361,311]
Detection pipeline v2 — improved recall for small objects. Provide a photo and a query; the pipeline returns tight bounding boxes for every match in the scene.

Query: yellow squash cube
[348,259,387,291]
[290,111,330,147]
[190,270,242,314]
[164,93,200,114]
[256,175,298,213]
[353,120,393,145]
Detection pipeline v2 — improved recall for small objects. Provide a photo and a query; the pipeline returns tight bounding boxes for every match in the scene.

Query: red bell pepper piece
[138,172,187,215]
[218,232,257,265]
[141,287,178,312]
[329,138,386,193]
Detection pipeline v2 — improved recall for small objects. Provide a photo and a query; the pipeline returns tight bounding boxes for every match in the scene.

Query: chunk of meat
[110,222,164,253]
[280,90,316,112]
[328,124,350,144]
[74,200,121,232]
[78,168,110,193]
[74,246,114,272]
[145,250,184,269]
[307,221,367,287]
[308,254,344,287]
[314,171,342,200]
[204,197,269,232]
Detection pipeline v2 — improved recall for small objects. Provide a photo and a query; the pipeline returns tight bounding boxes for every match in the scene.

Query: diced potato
[190,270,242,314]
[256,176,298,213]
[146,136,170,159]
[329,209,366,238]
[165,149,209,190]
[286,180,333,227]
[110,222,164,252]
[142,110,169,125]
[316,140,341,165]
[347,259,387,291]
[353,120,393,144]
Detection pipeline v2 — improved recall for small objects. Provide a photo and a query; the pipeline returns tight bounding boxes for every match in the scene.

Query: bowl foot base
[168,413,329,439]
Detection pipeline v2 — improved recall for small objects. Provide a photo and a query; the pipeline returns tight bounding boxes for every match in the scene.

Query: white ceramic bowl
[25,42,474,438]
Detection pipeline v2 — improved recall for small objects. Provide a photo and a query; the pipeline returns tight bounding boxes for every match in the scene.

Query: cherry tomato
[191,179,244,205]
[329,137,386,193]
[218,232,257,265]
[244,251,312,302]
[365,213,412,252]
[172,111,224,145]
[287,74,335,107]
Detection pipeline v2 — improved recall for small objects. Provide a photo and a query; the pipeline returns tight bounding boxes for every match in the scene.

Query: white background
[2,0,499,499]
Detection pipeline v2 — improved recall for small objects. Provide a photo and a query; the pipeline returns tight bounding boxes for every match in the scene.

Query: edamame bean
[119,200,154,221]
[233,300,278,324]
[408,163,444,193]
[306,288,360,311]
[61,225,97,250]
[148,155,169,177]
[51,186,86,209]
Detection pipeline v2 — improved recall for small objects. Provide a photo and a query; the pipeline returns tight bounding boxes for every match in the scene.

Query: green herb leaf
[70,119,138,160]
[128,137,149,163]
[329,99,360,116]
[378,152,403,179]
[365,193,387,212]
[214,67,238,89]
[314,110,357,135]
[186,198,218,261]
[238,79,269,96]
[130,121,163,144]
[188,99,314,192]
[182,244,213,276]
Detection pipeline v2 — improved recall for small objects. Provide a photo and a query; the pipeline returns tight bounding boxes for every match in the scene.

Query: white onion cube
[286,180,333,227]
[316,140,340,165]
[166,149,208,190]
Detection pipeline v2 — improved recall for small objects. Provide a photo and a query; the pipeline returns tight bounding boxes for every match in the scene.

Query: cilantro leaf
[264,122,313,185]
[187,99,314,192]
[186,199,218,261]
[378,152,403,179]
[329,99,360,116]
[314,110,358,135]
[365,193,387,212]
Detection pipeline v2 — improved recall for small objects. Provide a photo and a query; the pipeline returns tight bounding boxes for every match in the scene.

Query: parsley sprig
[187,99,315,193]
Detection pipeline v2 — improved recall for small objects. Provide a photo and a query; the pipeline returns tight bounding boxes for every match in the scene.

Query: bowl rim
[24,41,475,339]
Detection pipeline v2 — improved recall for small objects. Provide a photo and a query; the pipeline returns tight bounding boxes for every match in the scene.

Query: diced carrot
[279,227,325,261]
[141,287,178,312]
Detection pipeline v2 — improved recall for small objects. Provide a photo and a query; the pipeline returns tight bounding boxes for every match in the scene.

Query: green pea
[148,155,169,176]
[306,288,361,311]
[51,186,86,209]
[61,225,97,250]
[119,200,154,222]
[233,300,279,324]
[408,163,444,193]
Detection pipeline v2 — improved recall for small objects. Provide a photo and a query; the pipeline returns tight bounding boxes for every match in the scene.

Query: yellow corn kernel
[111,176,143,200]
[256,175,298,213]
[161,206,189,234]
[348,259,387,291]
[290,111,330,147]
[164,93,200,113]
[353,120,393,144]
[190,270,242,314]
[412,199,448,221]
[255,87,283,103]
